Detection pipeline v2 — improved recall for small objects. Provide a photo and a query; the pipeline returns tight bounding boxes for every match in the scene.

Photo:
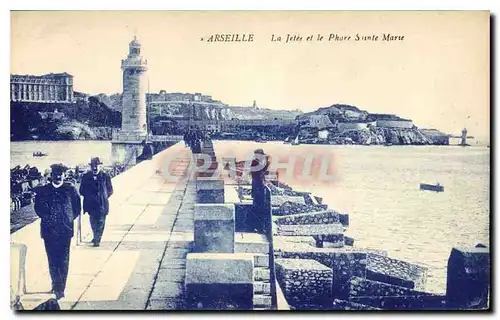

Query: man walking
[34,163,81,299]
[79,157,114,247]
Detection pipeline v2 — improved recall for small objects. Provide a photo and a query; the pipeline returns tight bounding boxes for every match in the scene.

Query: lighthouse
[120,36,148,136]
[111,37,149,167]
[460,127,468,146]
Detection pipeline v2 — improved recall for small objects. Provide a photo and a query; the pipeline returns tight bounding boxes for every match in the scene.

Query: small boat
[283,137,290,144]
[384,142,393,147]
[420,183,444,192]
[292,135,300,146]
[33,152,48,157]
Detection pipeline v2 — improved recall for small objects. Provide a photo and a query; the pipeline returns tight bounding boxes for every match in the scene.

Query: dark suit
[34,183,81,294]
[79,171,113,244]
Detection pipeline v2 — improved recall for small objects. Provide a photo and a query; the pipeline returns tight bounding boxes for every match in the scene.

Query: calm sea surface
[10,140,490,294]
[10,141,113,172]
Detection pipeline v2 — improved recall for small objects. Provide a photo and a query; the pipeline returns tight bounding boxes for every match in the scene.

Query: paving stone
[157,268,186,283]
[118,288,150,309]
[172,225,193,232]
[118,241,168,251]
[147,298,186,310]
[132,250,164,274]
[150,281,184,300]
[73,300,140,310]
[160,258,187,269]
[124,272,157,291]
[166,241,193,250]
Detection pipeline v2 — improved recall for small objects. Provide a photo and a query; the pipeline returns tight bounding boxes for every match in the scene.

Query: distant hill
[296,104,408,123]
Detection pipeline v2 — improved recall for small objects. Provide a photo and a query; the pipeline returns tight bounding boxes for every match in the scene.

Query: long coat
[79,171,113,216]
[34,183,81,240]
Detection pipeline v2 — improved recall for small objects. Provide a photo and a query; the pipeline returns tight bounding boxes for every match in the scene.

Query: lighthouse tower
[460,127,468,146]
[111,37,149,167]
[120,36,148,137]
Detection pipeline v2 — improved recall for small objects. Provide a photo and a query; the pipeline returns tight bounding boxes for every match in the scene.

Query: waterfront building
[147,90,227,119]
[10,73,74,103]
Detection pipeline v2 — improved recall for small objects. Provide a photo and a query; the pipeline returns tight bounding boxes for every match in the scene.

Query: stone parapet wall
[275,259,332,306]
[367,254,428,290]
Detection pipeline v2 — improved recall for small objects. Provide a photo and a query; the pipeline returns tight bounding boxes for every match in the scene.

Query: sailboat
[291,135,300,146]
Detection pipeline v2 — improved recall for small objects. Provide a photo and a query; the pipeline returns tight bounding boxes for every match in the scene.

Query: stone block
[446,247,490,309]
[254,267,270,281]
[273,202,329,216]
[196,179,225,203]
[254,282,271,294]
[367,254,428,290]
[344,237,355,247]
[235,232,269,254]
[275,258,332,307]
[339,213,349,227]
[272,196,306,207]
[278,223,344,237]
[254,254,269,268]
[194,204,235,253]
[349,277,436,298]
[278,248,369,298]
[318,234,345,248]
[274,210,341,226]
[185,253,254,310]
[274,235,317,247]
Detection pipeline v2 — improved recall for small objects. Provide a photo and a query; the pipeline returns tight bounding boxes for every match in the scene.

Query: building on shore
[147,90,227,119]
[10,73,74,103]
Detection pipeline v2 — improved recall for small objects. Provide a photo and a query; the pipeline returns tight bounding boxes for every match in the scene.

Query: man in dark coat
[79,157,113,247]
[34,163,81,300]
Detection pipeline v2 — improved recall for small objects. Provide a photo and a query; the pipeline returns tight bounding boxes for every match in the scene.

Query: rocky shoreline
[296,127,439,146]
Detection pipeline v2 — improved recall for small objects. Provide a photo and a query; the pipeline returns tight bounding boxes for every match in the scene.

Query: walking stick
[77,214,82,245]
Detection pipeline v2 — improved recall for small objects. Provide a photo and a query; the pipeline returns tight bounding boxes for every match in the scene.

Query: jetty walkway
[11,142,198,310]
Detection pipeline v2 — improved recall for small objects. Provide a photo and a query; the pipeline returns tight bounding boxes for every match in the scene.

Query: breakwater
[178,140,490,310]
[233,169,489,310]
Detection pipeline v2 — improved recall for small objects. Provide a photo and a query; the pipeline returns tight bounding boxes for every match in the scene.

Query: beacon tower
[111,37,149,168]
[120,36,148,137]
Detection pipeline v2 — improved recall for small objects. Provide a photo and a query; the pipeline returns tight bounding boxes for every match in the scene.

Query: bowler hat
[254,148,265,155]
[90,157,103,166]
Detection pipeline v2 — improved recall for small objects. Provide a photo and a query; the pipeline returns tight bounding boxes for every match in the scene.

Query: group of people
[33,157,114,300]
[183,128,206,154]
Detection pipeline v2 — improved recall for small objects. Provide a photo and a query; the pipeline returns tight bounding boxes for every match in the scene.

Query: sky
[11,11,490,140]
